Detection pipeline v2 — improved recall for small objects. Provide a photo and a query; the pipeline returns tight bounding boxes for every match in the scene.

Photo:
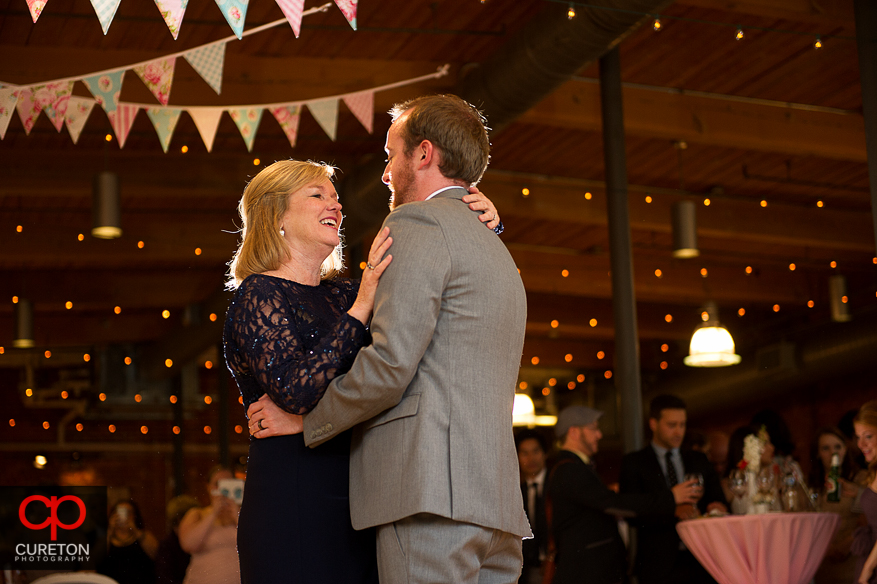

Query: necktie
[665,450,678,487]
[527,482,537,521]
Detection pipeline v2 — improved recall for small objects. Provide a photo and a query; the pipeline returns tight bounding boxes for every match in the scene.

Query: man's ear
[648,418,657,434]
[417,140,435,169]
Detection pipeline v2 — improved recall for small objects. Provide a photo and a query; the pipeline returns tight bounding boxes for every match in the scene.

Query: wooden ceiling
[1,0,874,416]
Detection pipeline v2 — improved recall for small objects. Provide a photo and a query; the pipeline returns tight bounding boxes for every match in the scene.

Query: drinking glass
[729,469,748,499]
[684,472,705,502]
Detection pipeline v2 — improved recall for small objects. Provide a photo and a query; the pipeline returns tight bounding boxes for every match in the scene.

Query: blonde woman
[854,401,877,584]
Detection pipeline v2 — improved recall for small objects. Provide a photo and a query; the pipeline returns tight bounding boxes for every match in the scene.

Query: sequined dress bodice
[223,274,368,413]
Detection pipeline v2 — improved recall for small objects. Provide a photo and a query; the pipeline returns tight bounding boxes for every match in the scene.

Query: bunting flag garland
[36,81,74,132]
[82,70,124,113]
[343,90,373,134]
[229,107,263,152]
[0,88,20,140]
[215,0,249,40]
[107,104,140,148]
[146,107,182,152]
[26,0,47,22]
[154,0,188,40]
[15,88,40,135]
[334,0,357,30]
[275,0,305,37]
[271,105,301,147]
[89,0,123,34]
[189,107,224,152]
[184,44,226,95]
[307,98,338,141]
[64,96,96,144]
[134,57,176,106]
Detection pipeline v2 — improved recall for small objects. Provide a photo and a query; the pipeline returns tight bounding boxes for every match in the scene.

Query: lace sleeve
[228,279,367,414]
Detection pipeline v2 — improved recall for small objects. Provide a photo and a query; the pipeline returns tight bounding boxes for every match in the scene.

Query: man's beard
[388,158,416,211]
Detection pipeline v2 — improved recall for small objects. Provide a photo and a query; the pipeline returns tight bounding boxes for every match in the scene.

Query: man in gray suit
[304,94,531,583]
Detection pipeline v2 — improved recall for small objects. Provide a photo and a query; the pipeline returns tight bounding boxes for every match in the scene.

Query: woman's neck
[267,246,326,286]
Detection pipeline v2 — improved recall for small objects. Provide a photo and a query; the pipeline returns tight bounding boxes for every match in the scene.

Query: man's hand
[706,502,728,515]
[247,394,303,438]
[674,503,699,521]
[671,478,699,506]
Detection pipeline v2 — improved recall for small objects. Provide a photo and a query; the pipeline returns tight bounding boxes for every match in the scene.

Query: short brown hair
[389,94,490,186]
[227,160,343,289]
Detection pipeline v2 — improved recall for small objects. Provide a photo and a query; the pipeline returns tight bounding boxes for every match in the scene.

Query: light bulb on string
[653,16,662,31]
[735,27,744,41]
[567,3,575,19]
[814,35,822,49]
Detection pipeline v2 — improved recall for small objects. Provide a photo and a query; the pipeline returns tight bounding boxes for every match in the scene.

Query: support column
[855,0,877,253]
[599,47,643,453]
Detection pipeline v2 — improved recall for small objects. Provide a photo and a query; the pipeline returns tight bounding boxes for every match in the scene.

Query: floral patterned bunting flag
[188,107,224,152]
[146,107,182,153]
[271,105,301,148]
[26,0,47,22]
[275,0,304,37]
[36,81,74,132]
[334,0,357,30]
[184,43,225,95]
[0,88,21,140]
[343,90,373,134]
[107,104,140,148]
[154,0,188,40]
[15,88,40,135]
[82,70,124,114]
[89,0,123,34]
[307,98,338,141]
[229,107,263,152]
[64,96,96,144]
[215,0,248,40]
[134,57,176,106]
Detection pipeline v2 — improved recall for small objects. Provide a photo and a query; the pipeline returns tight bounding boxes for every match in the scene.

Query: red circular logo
[19,495,87,541]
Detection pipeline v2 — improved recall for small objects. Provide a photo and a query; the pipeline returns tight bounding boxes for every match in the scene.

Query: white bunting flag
[64,96,96,144]
[89,0,123,34]
[343,90,373,134]
[275,0,304,37]
[0,88,20,140]
[307,98,338,141]
[108,104,140,148]
[189,107,224,152]
[184,43,226,95]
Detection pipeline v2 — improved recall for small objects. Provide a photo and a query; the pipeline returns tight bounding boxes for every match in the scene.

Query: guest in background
[619,395,727,584]
[841,408,869,471]
[156,494,200,584]
[852,401,877,584]
[809,427,865,584]
[750,409,805,484]
[98,498,159,584]
[722,424,778,509]
[516,429,549,584]
[179,466,241,584]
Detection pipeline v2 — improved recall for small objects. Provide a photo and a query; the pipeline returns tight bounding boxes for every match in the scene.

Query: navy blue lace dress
[223,274,378,584]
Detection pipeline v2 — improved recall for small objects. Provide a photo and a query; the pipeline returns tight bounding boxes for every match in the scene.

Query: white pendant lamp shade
[684,324,741,367]
[512,393,558,427]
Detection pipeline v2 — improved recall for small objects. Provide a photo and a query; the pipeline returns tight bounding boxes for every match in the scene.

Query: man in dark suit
[548,406,700,584]
[517,430,549,584]
[619,395,728,584]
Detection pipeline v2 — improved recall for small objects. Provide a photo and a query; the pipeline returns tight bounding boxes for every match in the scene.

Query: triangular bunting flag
[89,0,122,34]
[15,88,40,136]
[334,0,357,30]
[154,0,188,40]
[134,57,176,106]
[184,43,225,95]
[107,104,140,148]
[307,98,338,141]
[0,88,21,140]
[36,81,74,133]
[82,70,125,114]
[64,96,96,144]
[147,108,182,153]
[275,0,304,37]
[343,90,373,134]
[271,105,301,148]
[229,107,263,152]
[26,0,47,22]
[189,107,223,152]
[214,0,249,40]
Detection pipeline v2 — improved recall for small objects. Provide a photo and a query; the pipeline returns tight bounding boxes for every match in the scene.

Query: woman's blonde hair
[855,400,877,484]
[227,160,343,289]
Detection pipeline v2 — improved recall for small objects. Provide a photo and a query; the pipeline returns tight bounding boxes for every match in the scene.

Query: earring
[280,228,285,236]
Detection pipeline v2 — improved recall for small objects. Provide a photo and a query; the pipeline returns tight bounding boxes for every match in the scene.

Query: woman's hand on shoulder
[247,394,303,438]
[462,186,500,231]
[347,226,393,325]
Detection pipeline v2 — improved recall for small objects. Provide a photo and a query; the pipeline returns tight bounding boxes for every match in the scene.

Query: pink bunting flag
[271,105,301,148]
[107,104,140,148]
[275,0,304,37]
[188,107,224,152]
[334,0,357,30]
[343,90,373,134]
[64,96,96,144]
[134,57,176,106]
[0,88,21,140]
[15,88,40,135]
[26,0,47,22]
[35,81,74,132]
[154,0,188,40]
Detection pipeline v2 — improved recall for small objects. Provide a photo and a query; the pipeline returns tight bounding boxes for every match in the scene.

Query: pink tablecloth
[676,512,839,584]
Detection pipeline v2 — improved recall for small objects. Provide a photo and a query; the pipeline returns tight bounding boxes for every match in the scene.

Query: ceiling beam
[676,0,855,25]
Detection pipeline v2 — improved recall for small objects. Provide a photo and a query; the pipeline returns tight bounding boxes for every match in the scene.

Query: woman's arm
[859,539,877,584]
[177,505,220,554]
[462,186,502,233]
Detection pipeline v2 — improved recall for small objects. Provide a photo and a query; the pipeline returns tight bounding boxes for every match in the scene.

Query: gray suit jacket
[303,187,531,538]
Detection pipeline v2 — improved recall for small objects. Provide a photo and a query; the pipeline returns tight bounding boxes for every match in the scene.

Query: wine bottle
[826,453,841,503]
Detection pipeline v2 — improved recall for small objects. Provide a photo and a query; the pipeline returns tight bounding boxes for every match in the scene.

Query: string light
[661,344,669,352]
[817,200,824,208]
[589,318,597,327]
[25,389,33,397]
[576,374,585,382]
[521,188,530,197]
[653,16,662,31]
[519,382,528,390]
[665,314,673,323]
[209,313,218,322]
[561,269,569,278]
[567,381,575,390]
[548,378,557,387]
[205,361,214,369]
[807,300,815,308]
[76,423,83,431]
[542,388,551,396]
[9,419,15,427]
[814,35,822,49]
[645,195,652,203]
[195,248,202,256]
[773,304,781,312]
[165,359,173,368]
[830,260,837,268]
[760,200,768,207]
[12,296,18,303]
[204,426,212,434]
[597,351,605,359]
[162,310,170,319]
[44,350,52,358]
[83,353,91,362]
[61,391,69,399]
[567,3,575,19]
[700,268,708,277]
[65,301,73,309]
[735,27,744,40]
[253,158,260,166]
[124,356,132,365]
[655,269,662,278]
[604,370,613,379]
[531,356,540,365]
[109,425,116,433]
[789,263,796,271]
[204,396,213,405]
[105,134,112,142]
[134,394,142,403]
[235,425,244,434]
[660,361,669,370]
[140,426,148,434]
[564,354,573,362]
[173,426,181,434]
[16,225,23,232]
[181,145,188,153]
[703,198,711,206]
[169,395,178,404]
[99,393,106,401]
[584,192,592,200]
[745,266,753,275]
[114,306,122,314]
[137,241,145,249]
[77,233,85,241]
[550,320,559,328]
[738,308,745,316]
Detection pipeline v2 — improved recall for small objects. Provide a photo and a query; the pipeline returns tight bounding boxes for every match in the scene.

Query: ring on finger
[258,419,264,431]
[366,262,376,270]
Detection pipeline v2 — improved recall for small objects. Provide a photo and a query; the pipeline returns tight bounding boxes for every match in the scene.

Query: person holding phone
[98,499,159,584]
[178,466,241,584]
